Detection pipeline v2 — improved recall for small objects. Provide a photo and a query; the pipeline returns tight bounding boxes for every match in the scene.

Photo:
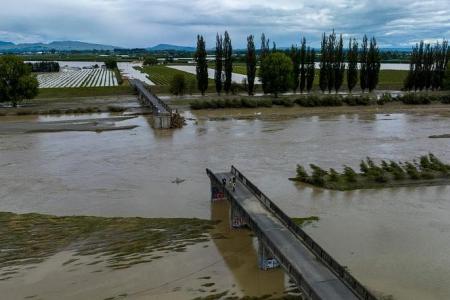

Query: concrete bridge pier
[209,179,226,202]
[258,240,280,270]
[230,202,248,228]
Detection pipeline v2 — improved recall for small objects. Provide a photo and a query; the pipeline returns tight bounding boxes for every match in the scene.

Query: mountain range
[0,41,120,52]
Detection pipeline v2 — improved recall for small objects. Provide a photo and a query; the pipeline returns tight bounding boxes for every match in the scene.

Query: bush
[377,93,393,105]
[440,94,450,104]
[143,56,158,66]
[241,98,258,108]
[344,95,371,106]
[104,58,117,70]
[400,93,432,105]
[310,164,327,187]
[405,162,420,180]
[329,168,339,182]
[343,166,357,182]
[296,165,309,181]
[170,74,186,96]
[258,99,273,107]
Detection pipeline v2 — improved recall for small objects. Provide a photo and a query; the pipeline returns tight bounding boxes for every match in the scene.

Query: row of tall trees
[404,40,449,91]
[319,32,380,93]
[195,32,384,96]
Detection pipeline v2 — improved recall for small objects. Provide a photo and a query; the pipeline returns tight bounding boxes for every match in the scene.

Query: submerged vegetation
[0,212,217,275]
[292,154,450,190]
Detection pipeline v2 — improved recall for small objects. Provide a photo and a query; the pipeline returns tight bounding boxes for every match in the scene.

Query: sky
[0,0,449,48]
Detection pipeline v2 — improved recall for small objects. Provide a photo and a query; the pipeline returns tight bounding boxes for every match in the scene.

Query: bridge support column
[229,202,248,228]
[209,177,227,202]
[258,240,280,270]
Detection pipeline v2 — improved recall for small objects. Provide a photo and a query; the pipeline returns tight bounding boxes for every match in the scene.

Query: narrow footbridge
[130,79,173,128]
[206,166,377,300]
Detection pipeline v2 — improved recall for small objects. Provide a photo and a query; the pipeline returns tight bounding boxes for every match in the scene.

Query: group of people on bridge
[222,176,236,192]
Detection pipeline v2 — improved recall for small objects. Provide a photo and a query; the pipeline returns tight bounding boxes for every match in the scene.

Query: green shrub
[328,168,339,182]
[440,94,450,104]
[405,162,420,180]
[400,93,432,105]
[310,164,328,186]
[343,166,357,182]
[344,95,371,106]
[296,165,309,181]
[241,98,258,108]
[258,99,273,107]
[170,74,187,96]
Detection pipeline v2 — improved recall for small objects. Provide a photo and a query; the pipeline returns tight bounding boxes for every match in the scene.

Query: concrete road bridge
[206,166,377,300]
[130,79,174,129]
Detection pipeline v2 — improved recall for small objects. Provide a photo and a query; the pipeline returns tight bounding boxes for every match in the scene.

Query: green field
[137,65,201,85]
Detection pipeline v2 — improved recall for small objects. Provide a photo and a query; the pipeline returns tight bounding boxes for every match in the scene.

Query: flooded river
[1,108,450,299]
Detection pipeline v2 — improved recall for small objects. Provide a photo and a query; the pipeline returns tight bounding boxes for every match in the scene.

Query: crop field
[137,65,200,85]
[37,69,118,88]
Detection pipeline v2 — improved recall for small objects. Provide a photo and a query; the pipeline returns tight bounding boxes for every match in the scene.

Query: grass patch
[291,216,319,227]
[0,212,217,271]
[292,154,450,190]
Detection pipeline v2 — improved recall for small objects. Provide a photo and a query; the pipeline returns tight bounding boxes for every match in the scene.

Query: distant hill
[147,44,195,52]
[0,41,121,52]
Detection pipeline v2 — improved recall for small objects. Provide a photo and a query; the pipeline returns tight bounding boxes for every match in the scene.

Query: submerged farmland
[37,68,118,88]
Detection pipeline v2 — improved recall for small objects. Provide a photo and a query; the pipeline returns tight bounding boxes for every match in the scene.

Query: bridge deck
[130,79,169,114]
[216,172,359,300]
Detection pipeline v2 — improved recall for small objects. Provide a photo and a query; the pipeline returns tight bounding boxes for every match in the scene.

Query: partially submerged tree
[259,52,293,96]
[246,35,257,96]
[195,35,208,95]
[0,55,39,107]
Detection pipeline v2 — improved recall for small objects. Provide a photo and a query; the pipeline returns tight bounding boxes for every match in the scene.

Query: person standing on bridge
[222,178,226,186]
[232,181,236,192]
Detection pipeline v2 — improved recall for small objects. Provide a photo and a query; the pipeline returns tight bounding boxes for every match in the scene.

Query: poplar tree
[299,37,307,93]
[347,38,358,93]
[367,37,380,92]
[246,35,257,96]
[306,48,316,93]
[223,31,233,94]
[195,35,208,95]
[334,34,345,93]
[214,33,223,95]
[327,31,336,93]
[319,33,328,93]
[260,33,270,62]
[360,35,369,92]
[290,45,301,93]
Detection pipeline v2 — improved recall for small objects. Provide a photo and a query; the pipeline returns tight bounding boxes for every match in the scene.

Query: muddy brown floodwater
[1,106,450,299]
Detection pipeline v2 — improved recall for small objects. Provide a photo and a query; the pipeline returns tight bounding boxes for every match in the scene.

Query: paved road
[216,172,359,300]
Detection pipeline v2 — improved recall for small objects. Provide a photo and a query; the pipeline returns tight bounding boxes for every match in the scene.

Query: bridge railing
[230,166,377,300]
[206,168,322,300]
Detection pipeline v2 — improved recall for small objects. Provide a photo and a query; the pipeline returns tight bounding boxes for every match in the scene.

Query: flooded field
[1,106,450,299]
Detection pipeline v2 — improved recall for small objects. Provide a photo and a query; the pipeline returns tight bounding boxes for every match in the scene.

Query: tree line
[27,61,60,73]
[194,31,382,96]
[404,40,449,91]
